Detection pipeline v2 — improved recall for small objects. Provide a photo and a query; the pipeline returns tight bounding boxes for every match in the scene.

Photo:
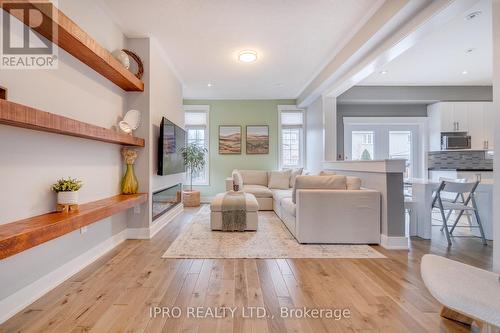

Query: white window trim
[278,105,306,169]
[343,116,428,178]
[184,105,210,186]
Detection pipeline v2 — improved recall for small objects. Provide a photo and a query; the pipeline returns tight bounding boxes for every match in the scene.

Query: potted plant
[180,143,208,207]
[51,177,83,211]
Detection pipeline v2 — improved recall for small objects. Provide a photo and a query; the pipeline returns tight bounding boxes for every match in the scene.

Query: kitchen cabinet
[484,102,495,150]
[428,102,494,151]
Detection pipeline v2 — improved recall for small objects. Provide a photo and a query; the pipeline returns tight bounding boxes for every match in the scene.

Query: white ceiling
[361,0,492,86]
[102,0,384,99]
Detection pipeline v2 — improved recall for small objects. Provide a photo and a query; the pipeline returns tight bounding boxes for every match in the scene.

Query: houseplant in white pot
[180,143,207,207]
[51,177,83,212]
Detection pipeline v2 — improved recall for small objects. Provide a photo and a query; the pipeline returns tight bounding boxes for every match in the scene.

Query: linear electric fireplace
[152,183,182,221]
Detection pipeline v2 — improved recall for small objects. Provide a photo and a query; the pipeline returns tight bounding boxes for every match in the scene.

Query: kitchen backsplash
[428,150,493,170]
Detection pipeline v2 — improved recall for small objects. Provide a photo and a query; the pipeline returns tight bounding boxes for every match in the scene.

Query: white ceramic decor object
[112,50,130,69]
[118,121,132,134]
[118,110,141,135]
[123,109,141,130]
[57,191,79,205]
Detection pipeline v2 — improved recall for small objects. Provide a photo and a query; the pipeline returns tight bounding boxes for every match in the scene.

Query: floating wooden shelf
[0,1,144,92]
[0,99,145,147]
[0,194,147,259]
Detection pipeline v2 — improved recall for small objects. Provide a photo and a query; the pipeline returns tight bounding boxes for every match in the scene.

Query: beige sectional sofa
[226,169,381,244]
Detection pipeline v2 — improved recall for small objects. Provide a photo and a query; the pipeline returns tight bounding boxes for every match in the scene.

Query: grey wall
[337,103,428,158]
[338,86,493,104]
[306,97,324,174]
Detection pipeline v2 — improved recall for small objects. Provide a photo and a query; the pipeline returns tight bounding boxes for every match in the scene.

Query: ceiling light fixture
[466,11,482,20]
[207,83,212,87]
[466,48,475,54]
[380,70,388,75]
[238,50,258,63]
[462,70,468,75]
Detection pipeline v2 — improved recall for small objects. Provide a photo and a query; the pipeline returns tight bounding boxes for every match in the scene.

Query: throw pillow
[268,170,292,189]
[346,176,362,190]
[319,170,336,176]
[292,175,347,203]
[289,168,303,188]
[232,170,243,188]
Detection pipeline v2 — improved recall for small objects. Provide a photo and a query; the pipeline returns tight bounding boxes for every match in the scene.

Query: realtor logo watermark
[1,1,58,69]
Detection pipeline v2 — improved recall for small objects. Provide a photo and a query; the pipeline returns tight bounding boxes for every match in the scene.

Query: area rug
[162,206,385,259]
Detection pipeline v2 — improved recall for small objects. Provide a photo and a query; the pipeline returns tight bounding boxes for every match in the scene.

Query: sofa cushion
[346,176,362,190]
[268,170,291,189]
[242,185,273,198]
[289,168,303,187]
[281,197,296,217]
[292,175,347,203]
[240,170,268,186]
[271,189,293,203]
[232,169,243,188]
[319,171,361,190]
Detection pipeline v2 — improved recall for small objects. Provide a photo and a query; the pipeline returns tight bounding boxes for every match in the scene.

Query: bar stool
[404,196,417,236]
[435,178,473,231]
[431,180,487,246]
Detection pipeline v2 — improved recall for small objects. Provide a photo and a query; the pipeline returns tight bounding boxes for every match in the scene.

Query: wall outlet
[80,226,88,234]
[134,205,141,214]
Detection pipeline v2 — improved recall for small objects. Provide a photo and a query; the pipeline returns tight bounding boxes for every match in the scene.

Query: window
[184,105,210,185]
[352,131,374,160]
[344,118,423,178]
[279,106,305,168]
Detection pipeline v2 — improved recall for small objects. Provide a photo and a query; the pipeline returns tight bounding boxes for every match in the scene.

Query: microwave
[441,132,471,150]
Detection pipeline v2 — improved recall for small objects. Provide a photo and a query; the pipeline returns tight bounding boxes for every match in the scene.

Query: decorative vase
[57,191,79,205]
[121,148,139,194]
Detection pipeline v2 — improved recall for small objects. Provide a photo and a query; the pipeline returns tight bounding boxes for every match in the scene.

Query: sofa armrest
[225,177,234,192]
[295,189,381,243]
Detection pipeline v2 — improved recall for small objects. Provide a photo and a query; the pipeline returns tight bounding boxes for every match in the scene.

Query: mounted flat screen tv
[158,117,186,176]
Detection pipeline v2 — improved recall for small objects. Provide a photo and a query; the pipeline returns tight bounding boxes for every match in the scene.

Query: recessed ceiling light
[380,70,388,75]
[207,83,212,87]
[466,48,475,54]
[238,50,258,63]
[462,70,468,75]
[466,11,482,20]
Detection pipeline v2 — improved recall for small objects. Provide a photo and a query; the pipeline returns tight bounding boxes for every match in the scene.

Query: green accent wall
[183,99,296,197]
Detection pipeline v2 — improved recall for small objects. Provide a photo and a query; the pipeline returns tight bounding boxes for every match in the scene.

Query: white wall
[493,0,500,273]
[0,0,128,306]
[0,1,183,322]
[149,38,185,194]
[306,96,324,174]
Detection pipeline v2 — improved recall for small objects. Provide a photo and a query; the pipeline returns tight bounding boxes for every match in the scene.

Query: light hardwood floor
[0,206,492,333]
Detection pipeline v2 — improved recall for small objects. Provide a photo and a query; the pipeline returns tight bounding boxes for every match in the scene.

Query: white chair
[436,178,473,231]
[431,180,487,246]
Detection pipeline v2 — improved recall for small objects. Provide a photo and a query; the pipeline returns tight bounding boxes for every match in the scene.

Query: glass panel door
[351,131,374,160]
[389,131,412,178]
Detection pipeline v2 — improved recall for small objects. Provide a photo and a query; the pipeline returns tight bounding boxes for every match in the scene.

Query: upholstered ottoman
[210,192,259,230]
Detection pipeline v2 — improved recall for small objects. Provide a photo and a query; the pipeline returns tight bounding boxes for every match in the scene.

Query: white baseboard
[0,228,128,324]
[380,234,409,250]
[200,196,214,204]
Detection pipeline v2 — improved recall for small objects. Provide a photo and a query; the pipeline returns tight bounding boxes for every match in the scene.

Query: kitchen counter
[405,178,493,240]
